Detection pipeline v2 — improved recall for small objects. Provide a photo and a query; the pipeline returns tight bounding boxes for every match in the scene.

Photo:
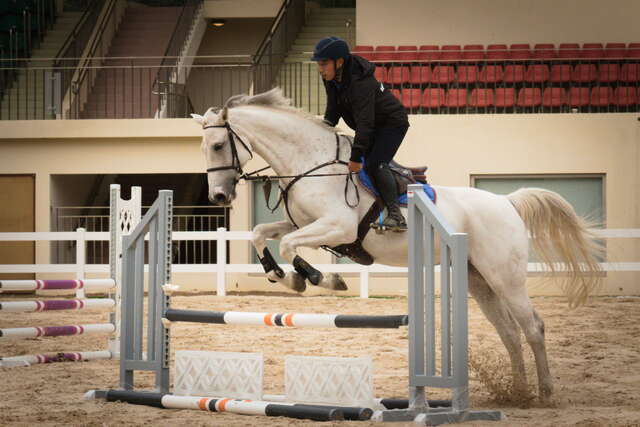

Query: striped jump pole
[0,279,115,292]
[0,351,112,367]
[0,323,115,339]
[164,309,408,329]
[0,299,115,312]
[87,390,376,421]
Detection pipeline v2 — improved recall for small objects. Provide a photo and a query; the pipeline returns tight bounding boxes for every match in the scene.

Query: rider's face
[317,58,343,81]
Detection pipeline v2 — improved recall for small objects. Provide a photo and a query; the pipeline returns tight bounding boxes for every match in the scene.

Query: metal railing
[54,0,106,96]
[0,0,56,104]
[2,53,640,119]
[156,0,202,117]
[53,205,227,264]
[66,0,123,119]
[253,0,306,94]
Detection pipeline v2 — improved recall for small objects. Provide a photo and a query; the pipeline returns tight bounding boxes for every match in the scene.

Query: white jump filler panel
[285,355,374,407]
[174,351,263,400]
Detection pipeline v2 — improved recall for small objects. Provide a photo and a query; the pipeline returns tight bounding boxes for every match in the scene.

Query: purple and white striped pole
[0,323,115,339]
[0,299,115,312]
[1,350,112,366]
[0,279,115,292]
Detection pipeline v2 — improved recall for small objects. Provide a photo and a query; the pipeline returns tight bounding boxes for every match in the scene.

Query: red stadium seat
[457,65,479,83]
[621,63,640,82]
[391,89,401,101]
[396,45,418,62]
[533,43,557,59]
[504,64,526,83]
[568,87,590,107]
[445,89,468,108]
[572,64,597,82]
[598,63,620,82]
[525,64,550,82]
[462,44,485,61]
[374,66,387,82]
[581,43,604,59]
[542,87,567,107]
[613,87,638,106]
[557,43,581,59]
[479,65,504,83]
[430,65,455,84]
[418,45,440,61]
[486,44,509,60]
[509,43,532,60]
[400,88,423,109]
[374,45,396,62]
[470,88,494,107]
[517,88,542,107]
[550,64,572,82]
[385,66,410,84]
[495,88,516,108]
[440,45,462,61]
[409,66,431,84]
[604,43,626,59]
[422,88,446,108]
[353,45,375,61]
[590,86,613,106]
[627,43,640,58]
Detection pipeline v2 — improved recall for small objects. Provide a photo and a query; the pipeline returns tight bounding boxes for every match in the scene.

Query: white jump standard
[89,187,503,424]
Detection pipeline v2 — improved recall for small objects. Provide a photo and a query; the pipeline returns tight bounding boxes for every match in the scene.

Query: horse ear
[190,113,204,126]
[220,107,228,121]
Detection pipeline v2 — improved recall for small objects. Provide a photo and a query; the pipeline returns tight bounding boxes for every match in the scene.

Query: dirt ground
[1,293,639,426]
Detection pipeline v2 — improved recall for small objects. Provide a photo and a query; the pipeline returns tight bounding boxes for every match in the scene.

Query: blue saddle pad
[357,159,436,206]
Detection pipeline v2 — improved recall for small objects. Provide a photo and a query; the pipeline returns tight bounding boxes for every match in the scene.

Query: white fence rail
[1,228,638,298]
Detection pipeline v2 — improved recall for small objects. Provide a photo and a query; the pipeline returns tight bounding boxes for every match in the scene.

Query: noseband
[204,122,253,176]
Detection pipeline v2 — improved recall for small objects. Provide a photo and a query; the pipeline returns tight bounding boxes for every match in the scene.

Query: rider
[311,36,410,231]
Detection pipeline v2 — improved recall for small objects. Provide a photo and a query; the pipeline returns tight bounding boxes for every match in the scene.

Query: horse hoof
[288,272,307,293]
[322,273,348,291]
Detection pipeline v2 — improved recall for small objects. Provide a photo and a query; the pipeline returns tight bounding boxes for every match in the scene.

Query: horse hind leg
[501,285,554,402]
[468,264,530,399]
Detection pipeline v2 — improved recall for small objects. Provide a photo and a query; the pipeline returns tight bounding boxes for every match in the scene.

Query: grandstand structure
[0,0,638,296]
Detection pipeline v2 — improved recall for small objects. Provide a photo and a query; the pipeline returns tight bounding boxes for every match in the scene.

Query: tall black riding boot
[372,163,407,232]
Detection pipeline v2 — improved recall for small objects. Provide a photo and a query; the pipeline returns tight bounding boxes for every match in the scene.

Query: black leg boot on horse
[372,163,407,232]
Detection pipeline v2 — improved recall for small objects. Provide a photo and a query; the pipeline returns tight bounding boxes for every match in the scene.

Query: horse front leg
[279,216,357,291]
[251,220,306,292]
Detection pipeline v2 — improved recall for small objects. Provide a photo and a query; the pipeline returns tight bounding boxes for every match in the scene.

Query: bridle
[204,122,254,175]
[203,121,360,229]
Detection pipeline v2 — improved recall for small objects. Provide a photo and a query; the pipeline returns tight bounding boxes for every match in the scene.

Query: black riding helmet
[310,36,350,61]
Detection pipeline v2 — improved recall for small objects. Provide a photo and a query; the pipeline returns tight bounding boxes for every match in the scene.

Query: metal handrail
[253,0,291,64]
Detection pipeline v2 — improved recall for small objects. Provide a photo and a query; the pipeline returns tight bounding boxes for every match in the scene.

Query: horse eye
[213,143,224,151]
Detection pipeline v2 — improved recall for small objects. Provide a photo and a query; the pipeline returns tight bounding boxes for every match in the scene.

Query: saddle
[329,157,430,266]
[388,159,428,196]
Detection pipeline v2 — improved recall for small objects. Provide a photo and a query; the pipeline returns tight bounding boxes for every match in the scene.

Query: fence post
[76,227,86,298]
[359,265,369,298]
[216,227,227,296]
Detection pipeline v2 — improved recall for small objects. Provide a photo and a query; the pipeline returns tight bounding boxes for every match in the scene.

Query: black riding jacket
[323,55,409,162]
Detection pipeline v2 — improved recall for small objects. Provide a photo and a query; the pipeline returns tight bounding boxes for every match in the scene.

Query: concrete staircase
[81,5,181,119]
[1,11,83,120]
[277,7,355,115]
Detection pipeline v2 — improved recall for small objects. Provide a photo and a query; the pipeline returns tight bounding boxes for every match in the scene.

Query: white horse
[192,88,603,402]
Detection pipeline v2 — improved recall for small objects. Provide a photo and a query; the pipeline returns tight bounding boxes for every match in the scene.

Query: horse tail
[507,188,604,308]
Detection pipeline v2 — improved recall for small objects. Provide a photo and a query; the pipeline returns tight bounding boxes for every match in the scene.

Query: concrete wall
[356,0,640,46]
[0,113,638,296]
[203,0,282,18]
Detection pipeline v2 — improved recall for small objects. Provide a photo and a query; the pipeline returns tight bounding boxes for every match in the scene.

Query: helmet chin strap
[333,59,344,82]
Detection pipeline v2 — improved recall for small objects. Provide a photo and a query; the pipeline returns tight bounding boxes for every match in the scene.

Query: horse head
[192,105,253,206]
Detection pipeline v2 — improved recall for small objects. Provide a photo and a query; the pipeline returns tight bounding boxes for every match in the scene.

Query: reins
[204,122,360,228]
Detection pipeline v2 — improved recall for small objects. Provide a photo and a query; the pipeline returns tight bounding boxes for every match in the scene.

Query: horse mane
[222,88,333,130]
